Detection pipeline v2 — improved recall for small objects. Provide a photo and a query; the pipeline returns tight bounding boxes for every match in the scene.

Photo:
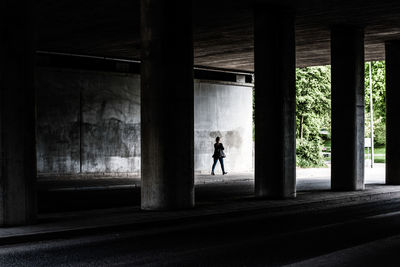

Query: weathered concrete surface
[254,6,296,199]
[37,69,253,177]
[331,26,365,191]
[385,41,400,185]
[0,0,37,225]
[37,68,141,175]
[81,72,140,173]
[194,81,253,174]
[36,69,81,174]
[140,0,194,210]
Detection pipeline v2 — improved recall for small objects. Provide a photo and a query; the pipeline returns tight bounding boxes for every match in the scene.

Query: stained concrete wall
[36,69,81,174]
[194,81,253,174]
[36,68,253,175]
[37,68,141,175]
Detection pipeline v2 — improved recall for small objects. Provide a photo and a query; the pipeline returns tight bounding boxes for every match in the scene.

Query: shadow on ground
[38,167,385,213]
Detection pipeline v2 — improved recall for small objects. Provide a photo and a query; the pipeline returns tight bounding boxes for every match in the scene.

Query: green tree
[254,64,384,167]
[296,66,331,167]
[364,61,386,146]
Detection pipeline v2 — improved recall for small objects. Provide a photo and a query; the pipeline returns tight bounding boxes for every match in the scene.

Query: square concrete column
[385,41,400,185]
[254,6,296,199]
[331,26,365,191]
[0,0,37,225]
[140,0,194,210]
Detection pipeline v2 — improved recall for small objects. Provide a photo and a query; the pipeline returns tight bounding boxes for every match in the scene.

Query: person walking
[211,136,227,175]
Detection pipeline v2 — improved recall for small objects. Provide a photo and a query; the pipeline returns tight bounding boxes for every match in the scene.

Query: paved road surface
[3,197,400,266]
[4,165,387,266]
[38,165,386,213]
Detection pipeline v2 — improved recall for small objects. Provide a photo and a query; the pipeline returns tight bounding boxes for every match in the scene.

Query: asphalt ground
[3,197,400,266]
[37,165,386,213]
[0,165,398,266]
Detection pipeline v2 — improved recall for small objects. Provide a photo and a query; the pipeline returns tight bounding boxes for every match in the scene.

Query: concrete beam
[331,26,365,191]
[0,0,37,225]
[254,5,296,199]
[140,0,194,210]
[385,41,400,185]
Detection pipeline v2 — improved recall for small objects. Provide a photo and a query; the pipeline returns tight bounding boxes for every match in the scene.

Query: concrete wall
[36,68,253,176]
[36,69,81,174]
[194,81,253,173]
[37,68,141,175]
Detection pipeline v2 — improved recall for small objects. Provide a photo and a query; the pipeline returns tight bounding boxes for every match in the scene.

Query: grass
[365,145,385,163]
[370,146,385,154]
[373,156,385,163]
[323,141,386,163]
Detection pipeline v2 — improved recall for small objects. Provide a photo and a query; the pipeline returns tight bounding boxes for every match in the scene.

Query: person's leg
[219,158,226,174]
[211,158,218,174]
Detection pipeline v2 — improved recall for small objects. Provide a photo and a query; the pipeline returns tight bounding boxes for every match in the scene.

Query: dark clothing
[212,143,225,158]
[212,157,225,174]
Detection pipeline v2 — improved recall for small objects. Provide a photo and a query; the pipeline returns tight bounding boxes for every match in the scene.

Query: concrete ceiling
[37,0,400,72]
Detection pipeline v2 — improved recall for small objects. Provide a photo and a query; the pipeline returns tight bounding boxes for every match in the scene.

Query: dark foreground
[3,195,400,266]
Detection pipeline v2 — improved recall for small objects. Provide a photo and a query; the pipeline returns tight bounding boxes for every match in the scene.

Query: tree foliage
[296,66,331,167]
[364,61,386,146]
[254,62,386,168]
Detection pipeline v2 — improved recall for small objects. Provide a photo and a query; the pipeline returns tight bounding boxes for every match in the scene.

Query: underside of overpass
[36,0,400,70]
[2,0,400,227]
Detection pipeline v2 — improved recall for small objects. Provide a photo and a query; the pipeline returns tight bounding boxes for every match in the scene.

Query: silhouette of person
[211,136,227,175]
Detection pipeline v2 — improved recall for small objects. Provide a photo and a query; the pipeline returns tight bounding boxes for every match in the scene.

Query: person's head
[216,136,220,143]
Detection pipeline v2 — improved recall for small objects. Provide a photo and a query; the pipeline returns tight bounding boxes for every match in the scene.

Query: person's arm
[220,144,224,150]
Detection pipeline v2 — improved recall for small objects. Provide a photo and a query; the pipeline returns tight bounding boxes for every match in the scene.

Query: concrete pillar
[0,0,37,225]
[331,26,365,191]
[254,6,296,199]
[385,41,400,184]
[140,0,194,209]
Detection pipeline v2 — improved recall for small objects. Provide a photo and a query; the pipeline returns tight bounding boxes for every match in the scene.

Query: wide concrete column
[0,0,37,225]
[254,5,296,199]
[331,26,365,191]
[140,0,194,209]
[385,41,400,184]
